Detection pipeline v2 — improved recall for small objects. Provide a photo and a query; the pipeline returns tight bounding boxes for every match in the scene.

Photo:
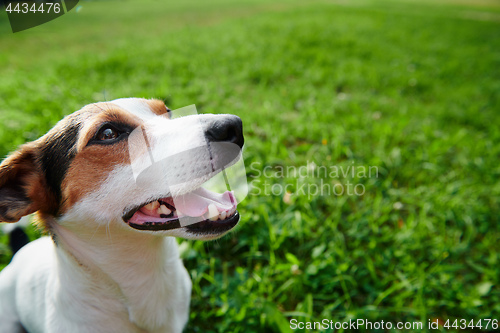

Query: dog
[0,98,244,333]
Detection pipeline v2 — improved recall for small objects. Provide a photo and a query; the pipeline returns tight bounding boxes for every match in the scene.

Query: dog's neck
[50,219,187,330]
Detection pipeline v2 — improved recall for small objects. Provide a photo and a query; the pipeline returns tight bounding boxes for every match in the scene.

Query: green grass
[1,0,499,332]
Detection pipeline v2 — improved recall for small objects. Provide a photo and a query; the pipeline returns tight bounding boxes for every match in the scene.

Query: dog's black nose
[205,115,244,149]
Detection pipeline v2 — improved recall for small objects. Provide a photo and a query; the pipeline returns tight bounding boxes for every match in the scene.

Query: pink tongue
[174,188,235,217]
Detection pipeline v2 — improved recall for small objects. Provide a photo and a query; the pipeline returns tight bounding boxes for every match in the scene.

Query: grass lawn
[0,0,499,331]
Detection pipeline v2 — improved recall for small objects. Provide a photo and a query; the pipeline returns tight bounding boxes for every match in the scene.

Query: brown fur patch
[0,144,55,223]
[59,141,131,214]
[146,99,171,117]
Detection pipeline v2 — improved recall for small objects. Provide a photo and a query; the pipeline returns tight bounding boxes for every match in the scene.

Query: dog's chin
[122,187,239,239]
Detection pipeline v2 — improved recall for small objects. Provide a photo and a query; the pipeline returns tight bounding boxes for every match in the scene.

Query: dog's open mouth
[122,187,239,234]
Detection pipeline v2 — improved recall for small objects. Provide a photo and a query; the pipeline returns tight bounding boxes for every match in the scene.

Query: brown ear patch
[0,144,54,223]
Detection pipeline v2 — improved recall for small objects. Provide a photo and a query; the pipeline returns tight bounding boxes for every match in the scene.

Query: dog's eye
[96,126,119,141]
[87,122,132,146]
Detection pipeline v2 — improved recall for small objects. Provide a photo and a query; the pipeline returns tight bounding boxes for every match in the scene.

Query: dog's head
[0,98,244,240]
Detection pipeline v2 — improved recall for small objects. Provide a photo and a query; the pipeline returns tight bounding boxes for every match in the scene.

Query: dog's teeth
[158,205,172,216]
[208,204,219,221]
[221,211,227,220]
[145,201,159,211]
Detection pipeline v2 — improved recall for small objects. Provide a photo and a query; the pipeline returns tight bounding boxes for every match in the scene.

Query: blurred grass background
[1,0,499,332]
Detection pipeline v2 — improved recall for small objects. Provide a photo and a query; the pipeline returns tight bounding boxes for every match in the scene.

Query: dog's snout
[205,115,244,149]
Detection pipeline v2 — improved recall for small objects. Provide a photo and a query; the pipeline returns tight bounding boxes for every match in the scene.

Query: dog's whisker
[88,223,101,244]
[105,220,113,243]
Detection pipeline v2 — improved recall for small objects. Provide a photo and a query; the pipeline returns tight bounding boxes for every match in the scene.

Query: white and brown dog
[0,98,244,333]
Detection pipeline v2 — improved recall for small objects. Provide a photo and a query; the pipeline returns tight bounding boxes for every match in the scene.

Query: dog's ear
[0,144,49,222]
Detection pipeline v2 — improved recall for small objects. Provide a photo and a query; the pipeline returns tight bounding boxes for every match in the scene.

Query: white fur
[0,233,191,333]
[0,98,239,332]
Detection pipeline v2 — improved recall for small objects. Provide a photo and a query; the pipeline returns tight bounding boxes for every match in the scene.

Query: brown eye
[87,123,131,146]
[97,126,119,141]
